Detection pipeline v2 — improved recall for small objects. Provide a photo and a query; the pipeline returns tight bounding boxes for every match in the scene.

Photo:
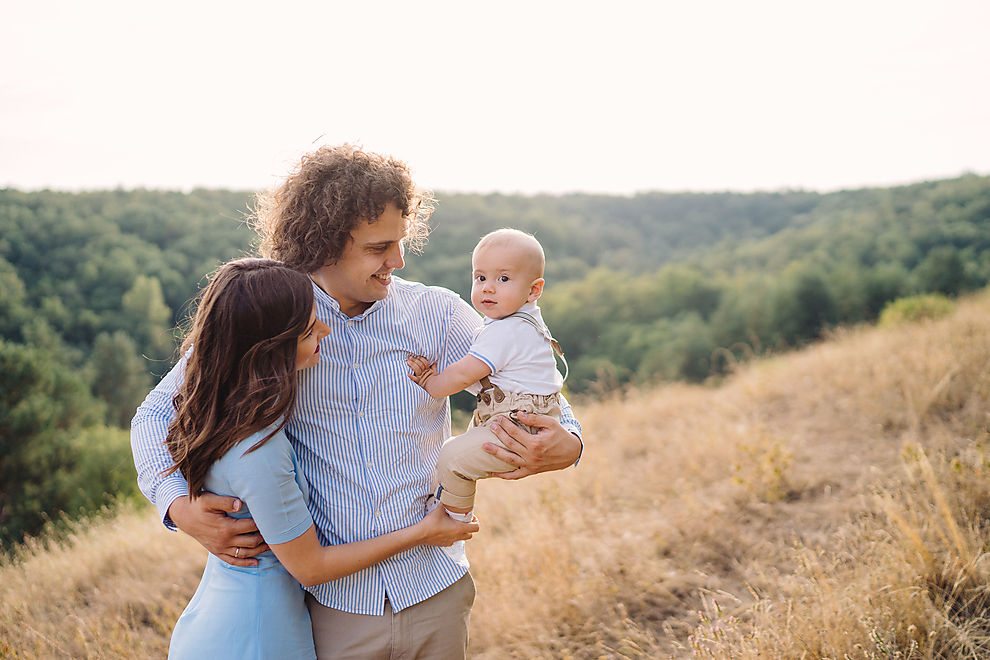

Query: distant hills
[3,174,989,397]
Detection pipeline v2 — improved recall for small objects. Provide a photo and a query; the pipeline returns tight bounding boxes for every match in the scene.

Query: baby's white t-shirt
[467,301,563,396]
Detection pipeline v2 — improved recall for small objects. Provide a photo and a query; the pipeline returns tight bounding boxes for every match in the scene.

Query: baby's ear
[528,278,545,301]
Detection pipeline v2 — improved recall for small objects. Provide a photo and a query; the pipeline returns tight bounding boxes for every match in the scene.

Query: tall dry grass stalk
[3,291,990,658]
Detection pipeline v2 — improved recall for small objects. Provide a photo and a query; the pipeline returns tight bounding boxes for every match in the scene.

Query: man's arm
[130,357,267,566]
[130,357,193,523]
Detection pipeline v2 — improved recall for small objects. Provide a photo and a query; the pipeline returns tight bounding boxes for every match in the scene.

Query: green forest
[2,175,989,548]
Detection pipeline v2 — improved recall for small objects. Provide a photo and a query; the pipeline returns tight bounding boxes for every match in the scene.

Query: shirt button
[357,411,365,418]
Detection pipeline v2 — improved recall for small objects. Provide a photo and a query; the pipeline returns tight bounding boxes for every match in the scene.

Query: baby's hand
[406,354,438,390]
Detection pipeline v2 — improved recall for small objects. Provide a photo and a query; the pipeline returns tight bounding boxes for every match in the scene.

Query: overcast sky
[1,0,988,195]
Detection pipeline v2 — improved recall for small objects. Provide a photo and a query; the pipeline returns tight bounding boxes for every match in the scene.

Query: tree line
[1,174,988,547]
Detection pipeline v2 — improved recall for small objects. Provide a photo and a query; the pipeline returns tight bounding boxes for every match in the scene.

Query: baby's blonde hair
[473,228,545,278]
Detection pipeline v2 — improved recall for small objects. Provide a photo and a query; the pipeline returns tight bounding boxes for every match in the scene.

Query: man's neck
[309,271,372,318]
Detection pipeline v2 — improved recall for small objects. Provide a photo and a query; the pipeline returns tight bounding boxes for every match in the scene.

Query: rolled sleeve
[130,355,187,529]
[558,394,583,466]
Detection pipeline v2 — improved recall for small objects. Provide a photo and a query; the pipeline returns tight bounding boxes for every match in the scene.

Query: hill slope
[3,290,990,659]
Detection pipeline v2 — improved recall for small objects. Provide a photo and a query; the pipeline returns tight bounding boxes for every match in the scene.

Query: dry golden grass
[4,291,990,658]
[0,506,203,659]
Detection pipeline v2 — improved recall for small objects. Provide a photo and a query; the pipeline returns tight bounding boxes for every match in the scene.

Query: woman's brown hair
[163,258,314,497]
[250,143,435,273]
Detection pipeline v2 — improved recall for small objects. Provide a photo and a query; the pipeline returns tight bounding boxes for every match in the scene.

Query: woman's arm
[270,507,479,587]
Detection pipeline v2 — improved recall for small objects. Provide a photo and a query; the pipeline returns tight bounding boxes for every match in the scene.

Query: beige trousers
[435,386,563,510]
[306,572,475,660]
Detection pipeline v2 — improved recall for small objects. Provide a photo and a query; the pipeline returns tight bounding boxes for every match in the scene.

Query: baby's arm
[407,353,492,398]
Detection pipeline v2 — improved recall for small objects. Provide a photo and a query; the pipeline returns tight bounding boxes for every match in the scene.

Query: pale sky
[1,0,988,195]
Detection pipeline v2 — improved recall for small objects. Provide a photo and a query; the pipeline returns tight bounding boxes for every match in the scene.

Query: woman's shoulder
[214,424,291,471]
[204,424,302,509]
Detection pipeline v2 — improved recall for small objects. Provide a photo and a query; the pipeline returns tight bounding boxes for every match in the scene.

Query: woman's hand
[414,505,480,546]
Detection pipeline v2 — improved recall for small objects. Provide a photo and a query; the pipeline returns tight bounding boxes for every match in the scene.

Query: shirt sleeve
[130,356,187,529]
[558,393,584,465]
[466,319,519,375]
[441,293,483,370]
[224,435,314,545]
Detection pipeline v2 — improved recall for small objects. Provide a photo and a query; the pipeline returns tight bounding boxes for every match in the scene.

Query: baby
[407,228,566,522]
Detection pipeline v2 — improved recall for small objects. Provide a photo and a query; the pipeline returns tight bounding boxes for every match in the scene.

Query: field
[3,292,990,658]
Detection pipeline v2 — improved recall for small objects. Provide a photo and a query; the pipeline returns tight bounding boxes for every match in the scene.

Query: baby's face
[470,243,541,319]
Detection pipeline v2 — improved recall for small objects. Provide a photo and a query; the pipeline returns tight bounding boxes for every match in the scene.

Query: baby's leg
[435,425,517,513]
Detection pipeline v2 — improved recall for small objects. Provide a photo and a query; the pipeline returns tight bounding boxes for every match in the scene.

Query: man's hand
[168,493,269,566]
[483,411,582,479]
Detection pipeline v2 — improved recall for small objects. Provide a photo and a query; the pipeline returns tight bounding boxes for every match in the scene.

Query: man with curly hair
[132,144,583,658]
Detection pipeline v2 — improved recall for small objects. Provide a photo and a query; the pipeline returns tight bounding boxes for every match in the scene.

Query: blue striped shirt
[131,277,581,614]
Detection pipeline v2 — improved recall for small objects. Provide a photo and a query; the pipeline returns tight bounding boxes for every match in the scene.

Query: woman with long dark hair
[163,258,477,659]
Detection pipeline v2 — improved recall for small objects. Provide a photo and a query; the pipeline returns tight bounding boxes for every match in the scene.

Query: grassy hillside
[4,291,990,658]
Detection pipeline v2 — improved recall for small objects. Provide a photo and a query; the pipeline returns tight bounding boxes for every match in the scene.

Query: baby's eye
[475,275,486,282]
[498,275,510,283]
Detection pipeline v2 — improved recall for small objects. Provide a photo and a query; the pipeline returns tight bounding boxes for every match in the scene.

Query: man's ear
[528,278,545,302]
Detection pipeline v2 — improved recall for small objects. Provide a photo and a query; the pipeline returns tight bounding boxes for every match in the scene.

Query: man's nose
[386,243,404,269]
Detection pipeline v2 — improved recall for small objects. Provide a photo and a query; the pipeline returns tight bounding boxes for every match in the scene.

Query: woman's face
[295,308,331,370]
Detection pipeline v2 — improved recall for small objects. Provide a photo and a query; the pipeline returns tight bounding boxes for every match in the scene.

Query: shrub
[878,293,955,327]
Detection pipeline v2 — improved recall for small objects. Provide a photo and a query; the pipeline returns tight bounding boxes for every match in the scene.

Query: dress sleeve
[224,433,314,546]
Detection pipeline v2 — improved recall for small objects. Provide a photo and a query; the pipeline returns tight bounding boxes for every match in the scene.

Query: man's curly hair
[251,144,434,273]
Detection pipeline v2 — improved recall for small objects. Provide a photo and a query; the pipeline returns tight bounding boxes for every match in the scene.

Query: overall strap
[478,311,568,392]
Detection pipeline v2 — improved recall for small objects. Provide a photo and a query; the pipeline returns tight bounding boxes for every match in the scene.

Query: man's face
[313,203,408,317]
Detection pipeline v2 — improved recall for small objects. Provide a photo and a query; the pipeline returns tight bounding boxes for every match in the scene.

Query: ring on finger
[234,547,240,558]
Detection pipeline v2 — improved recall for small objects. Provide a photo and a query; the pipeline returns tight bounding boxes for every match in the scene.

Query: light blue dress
[168,428,317,660]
